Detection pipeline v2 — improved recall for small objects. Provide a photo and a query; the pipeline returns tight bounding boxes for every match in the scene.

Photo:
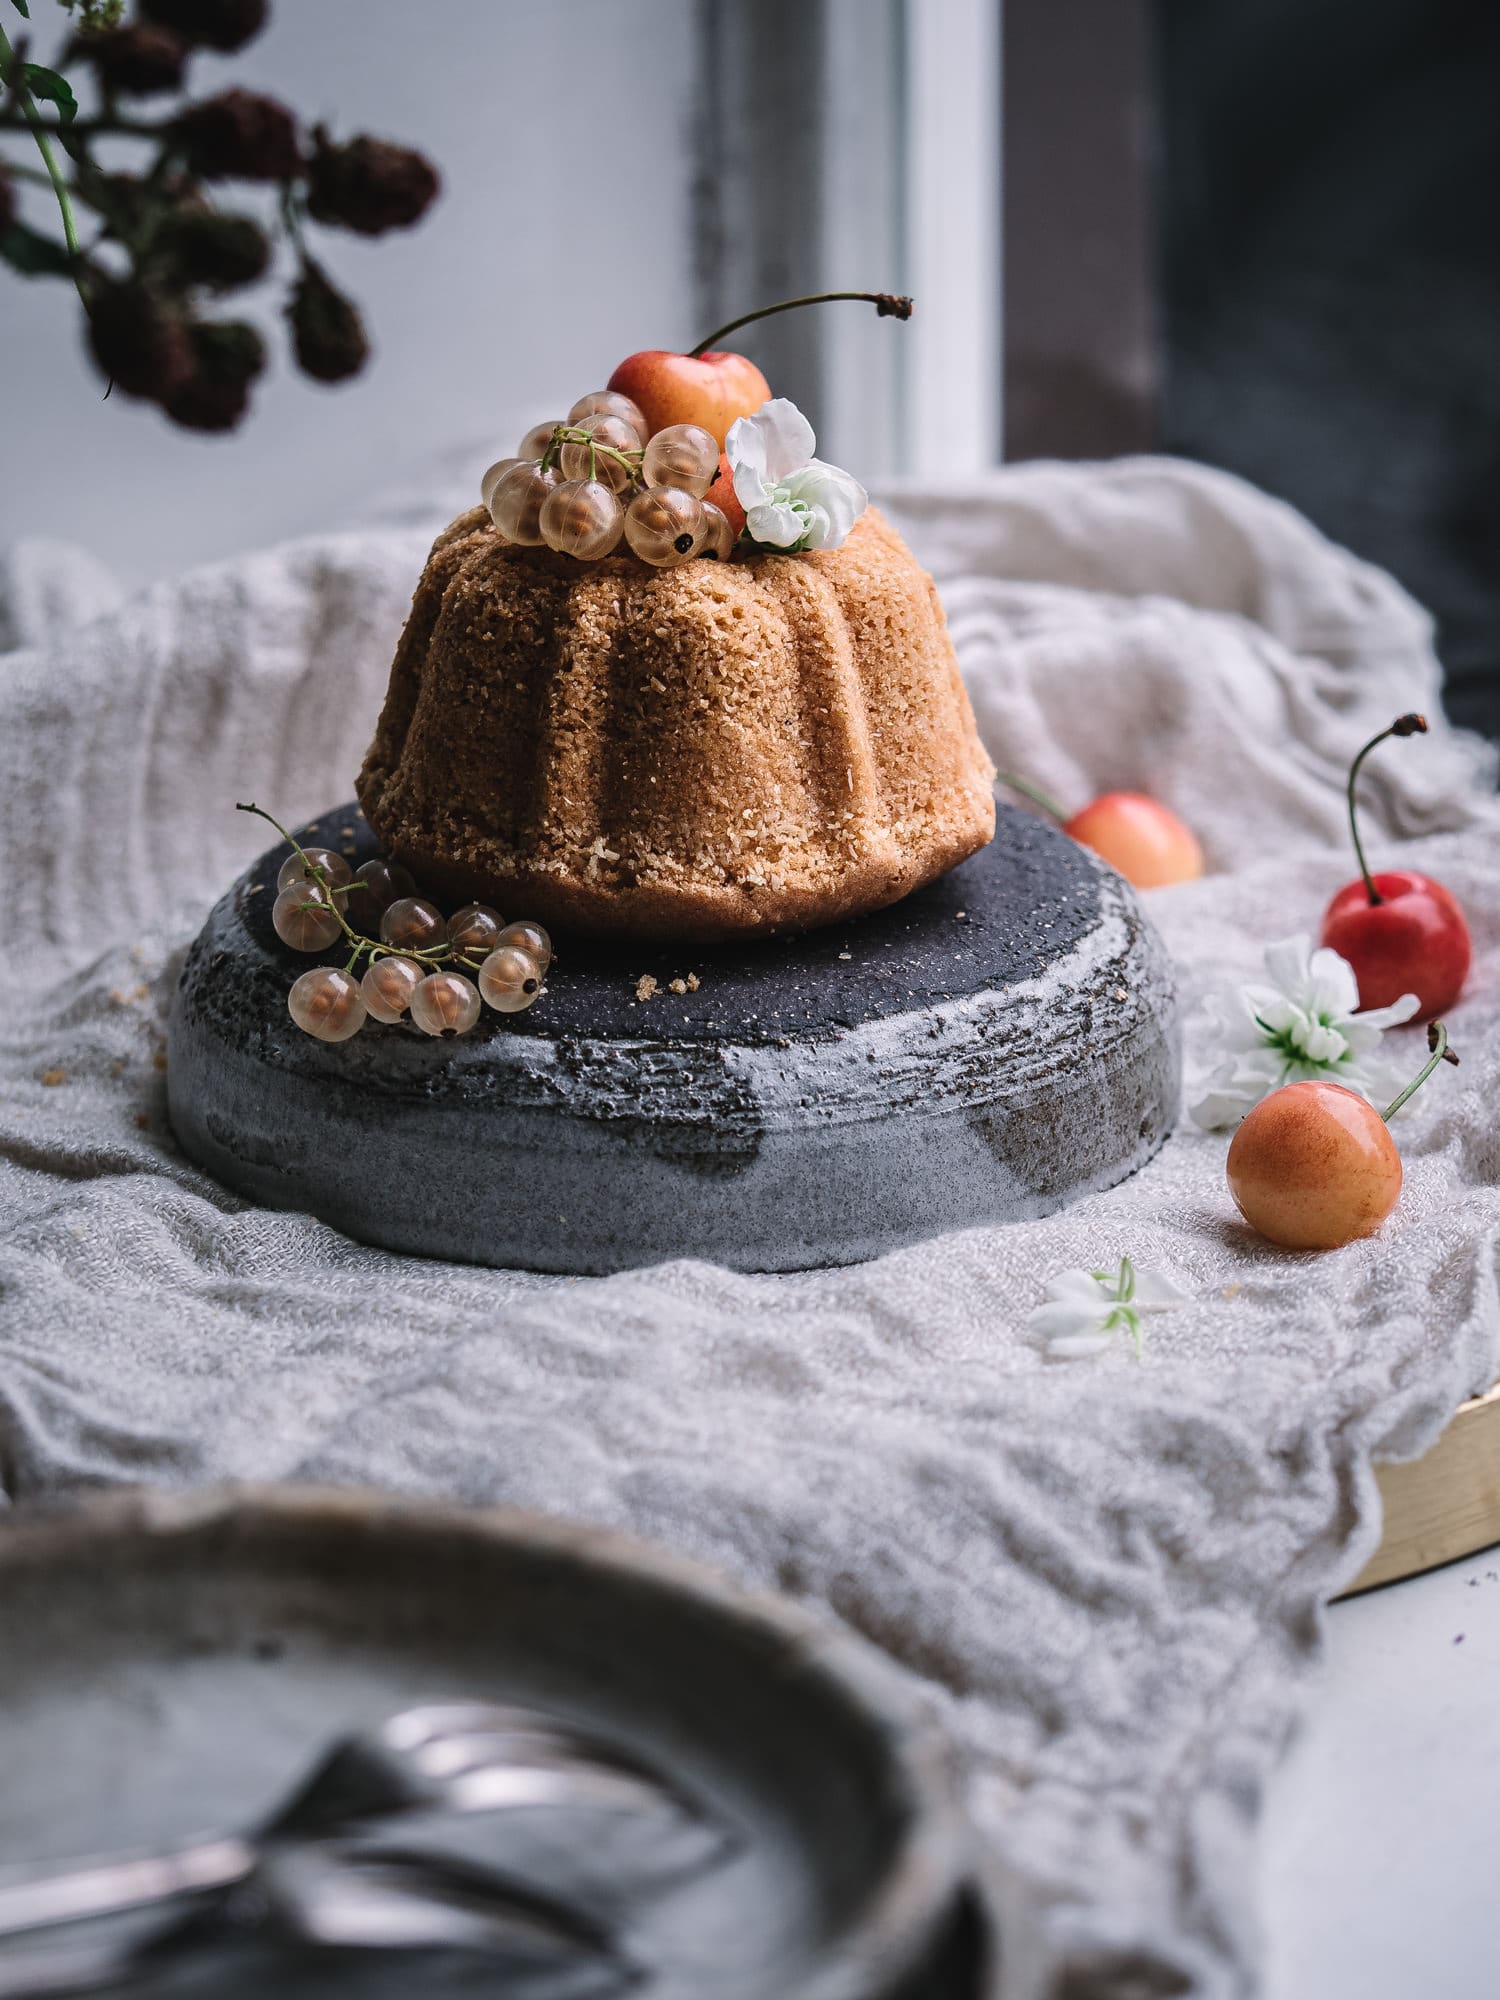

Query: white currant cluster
[242,806,551,1045]
[481,390,733,568]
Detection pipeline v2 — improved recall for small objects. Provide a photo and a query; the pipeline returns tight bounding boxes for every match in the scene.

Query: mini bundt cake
[356,505,995,943]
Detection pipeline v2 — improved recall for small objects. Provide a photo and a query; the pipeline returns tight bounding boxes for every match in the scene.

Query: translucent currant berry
[273,883,343,952]
[568,389,647,435]
[447,903,504,956]
[641,423,718,498]
[481,456,524,508]
[539,480,625,559]
[624,486,705,567]
[278,846,352,892]
[380,896,445,951]
[698,502,735,562]
[346,856,416,934]
[489,462,562,545]
[478,945,543,1013]
[288,966,367,1042]
[410,971,482,1037]
[361,954,423,1023]
[495,920,552,974]
[517,419,564,461]
[560,413,642,491]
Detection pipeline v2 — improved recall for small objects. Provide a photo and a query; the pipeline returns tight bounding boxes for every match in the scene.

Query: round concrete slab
[167,803,1180,1273]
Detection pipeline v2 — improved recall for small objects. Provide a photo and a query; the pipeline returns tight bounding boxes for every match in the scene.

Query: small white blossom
[1026,1256,1193,1362]
[1190,934,1420,1131]
[726,398,867,551]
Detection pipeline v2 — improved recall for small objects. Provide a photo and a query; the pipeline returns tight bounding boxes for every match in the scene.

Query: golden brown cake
[356,505,995,943]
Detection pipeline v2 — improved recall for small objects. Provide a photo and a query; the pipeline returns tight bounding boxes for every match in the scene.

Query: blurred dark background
[1006,0,1500,748]
[1160,0,1500,745]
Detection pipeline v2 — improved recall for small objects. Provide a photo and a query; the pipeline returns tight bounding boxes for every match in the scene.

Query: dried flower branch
[0,0,440,429]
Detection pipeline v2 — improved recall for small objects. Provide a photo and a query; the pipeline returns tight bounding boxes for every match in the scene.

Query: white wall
[3,0,700,583]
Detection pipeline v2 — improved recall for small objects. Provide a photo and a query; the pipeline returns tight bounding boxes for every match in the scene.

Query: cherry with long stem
[689,291,913,359]
[1382,1020,1459,1122]
[1346,712,1427,907]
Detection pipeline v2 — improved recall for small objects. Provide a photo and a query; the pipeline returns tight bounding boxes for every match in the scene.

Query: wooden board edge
[1341,1380,1500,1597]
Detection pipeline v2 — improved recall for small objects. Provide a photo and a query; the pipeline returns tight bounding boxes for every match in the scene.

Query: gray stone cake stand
[167,803,1180,1274]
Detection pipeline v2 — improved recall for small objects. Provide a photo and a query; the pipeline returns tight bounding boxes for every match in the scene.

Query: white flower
[1191,934,1420,1131]
[1026,1256,1193,1362]
[726,398,867,551]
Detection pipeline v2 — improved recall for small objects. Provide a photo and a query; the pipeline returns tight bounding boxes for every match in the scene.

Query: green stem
[538,423,641,482]
[1346,712,1427,906]
[995,770,1069,824]
[689,290,913,358]
[236,801,458,974]
[1382,1020,1459,1121]
[0,25,86,301]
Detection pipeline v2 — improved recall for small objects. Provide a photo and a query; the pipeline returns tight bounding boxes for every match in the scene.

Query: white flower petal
[1026,1301,1109,1342]
[729,397,816,486]
[1299,1020,1348,1064]
[1262,934,1314,1002]
[784,460,868,548]
[1132,1270,1195,1311]
[1353,991,1422,1032]
[725,412,770,503]
[1190,1079,1260,1131]
[745,499,807,548]
[1046,1332,1115,1361]
[1306,946,1361,1020]
[1041,1269,1114,1307]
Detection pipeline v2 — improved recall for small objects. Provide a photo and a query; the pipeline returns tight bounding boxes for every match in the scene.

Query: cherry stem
[995,771,1068,824]
[688,290,913,359]
[1382,1020,1459,1122]
[1346,712,1427,907]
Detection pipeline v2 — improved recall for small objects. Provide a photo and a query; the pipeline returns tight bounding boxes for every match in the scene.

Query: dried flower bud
[140,0,268,53]
[162,319,267,431]
[159,211,271,291]
[74,24,188,96]
[287,258,369,382]
[175,89,299,182]
[305,130,441,236]
[85,281,193,402]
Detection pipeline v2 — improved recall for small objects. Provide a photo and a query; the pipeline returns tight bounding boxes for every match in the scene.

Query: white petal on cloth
[4,458,1500,2000]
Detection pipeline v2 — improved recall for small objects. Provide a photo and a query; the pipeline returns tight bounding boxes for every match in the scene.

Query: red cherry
[607,349,771,451]
[1225,1023,1457,1250]
[1319,712,1470,1016]
[1322,869,1470,1016]
[1063,792,1203,889]
[607,288,913,448]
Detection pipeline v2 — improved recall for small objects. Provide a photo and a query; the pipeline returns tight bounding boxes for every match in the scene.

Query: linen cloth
[2,458,1498,1998]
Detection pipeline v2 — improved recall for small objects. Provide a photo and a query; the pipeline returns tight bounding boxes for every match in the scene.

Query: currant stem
[235,801,459,975]
[1347,712,1427,907]
[688,290,913,359]
[1382,1020,1458,1122]
[995,771,1069,824]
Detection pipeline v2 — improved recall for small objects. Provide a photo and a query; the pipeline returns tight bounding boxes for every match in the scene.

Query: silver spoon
[0,1841,636,1998]
[0,1702,691,1942]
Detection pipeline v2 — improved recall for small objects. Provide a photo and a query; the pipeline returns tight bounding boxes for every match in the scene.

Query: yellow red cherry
[1226,1024,1457,1250]
[999,773,1203,890]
